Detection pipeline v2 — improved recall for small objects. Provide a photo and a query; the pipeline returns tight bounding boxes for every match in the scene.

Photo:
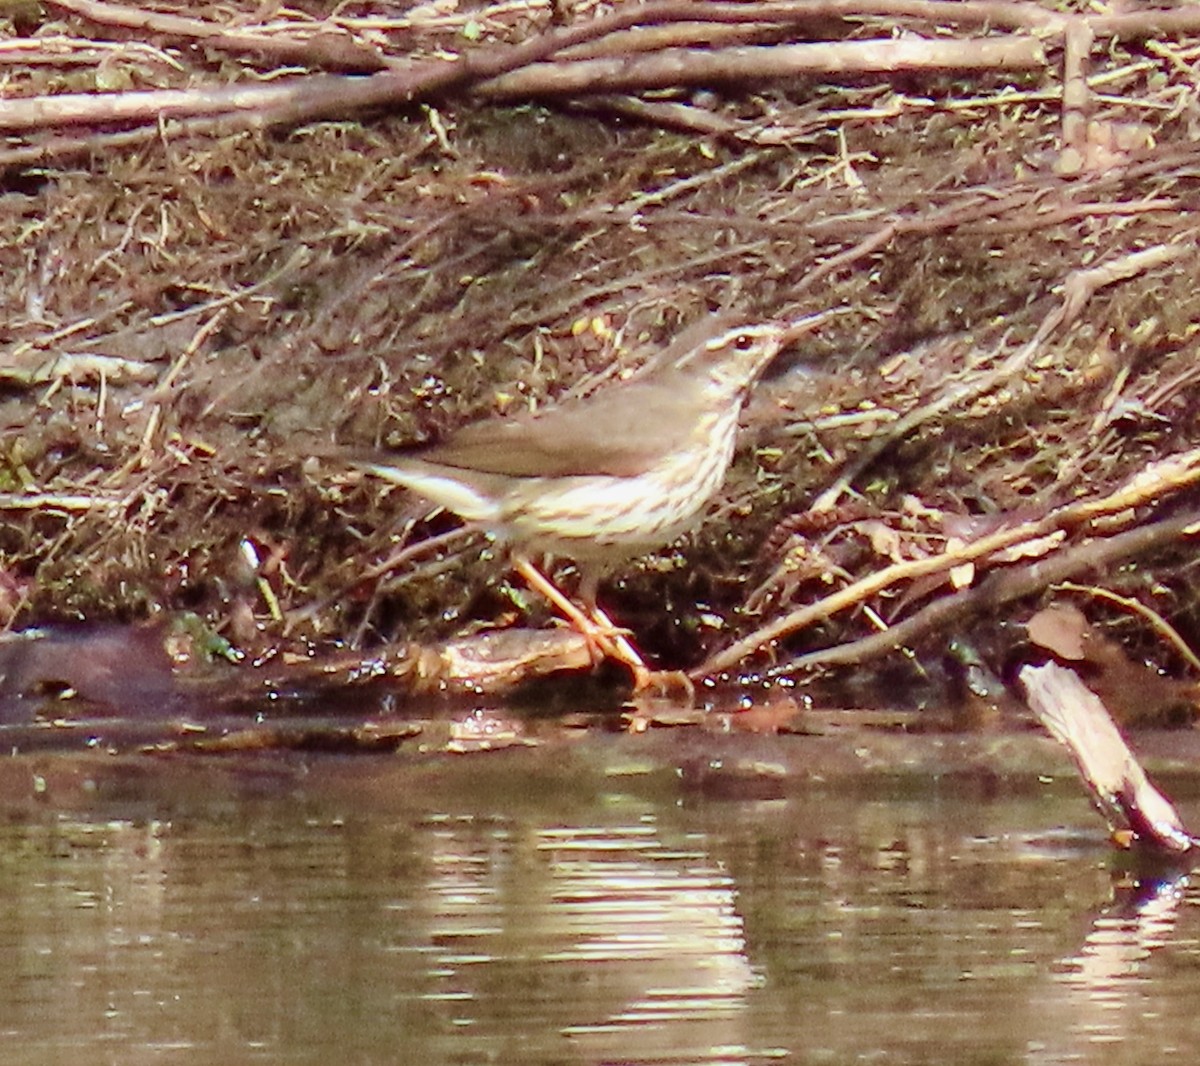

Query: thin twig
[767,508,1200,675]
[1055,581,1200,675]
[696,447,1200,678]
[0,492,124,511]
[809,242,1187,513]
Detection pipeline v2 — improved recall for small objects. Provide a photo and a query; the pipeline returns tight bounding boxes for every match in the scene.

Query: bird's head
[689,311,829,395]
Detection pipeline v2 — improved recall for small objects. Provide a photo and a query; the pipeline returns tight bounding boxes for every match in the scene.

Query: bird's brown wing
[418,372,700,478]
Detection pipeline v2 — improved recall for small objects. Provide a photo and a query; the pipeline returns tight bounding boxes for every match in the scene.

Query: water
[1,751,1199,1064]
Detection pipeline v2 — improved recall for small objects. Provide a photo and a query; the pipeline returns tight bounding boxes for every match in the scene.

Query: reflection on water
[0,756,1199,1064]
[1039,873,1195,1063]
[421,818,764,1063]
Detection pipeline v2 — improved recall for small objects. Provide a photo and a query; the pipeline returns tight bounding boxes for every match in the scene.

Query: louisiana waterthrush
[359,312,824,687]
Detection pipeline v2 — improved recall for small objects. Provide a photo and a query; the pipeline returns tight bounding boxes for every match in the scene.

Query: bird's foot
[573,618,628,670]
[511,554,647,670]
[623,669,700,732]
[510,554,690,696]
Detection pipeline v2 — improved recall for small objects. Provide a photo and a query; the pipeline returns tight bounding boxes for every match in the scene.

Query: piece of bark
[1019,660,1194,854]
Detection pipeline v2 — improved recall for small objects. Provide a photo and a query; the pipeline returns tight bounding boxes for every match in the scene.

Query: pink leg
[511,554,652,688]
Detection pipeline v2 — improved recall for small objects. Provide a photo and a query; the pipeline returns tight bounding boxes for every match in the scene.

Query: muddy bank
[1,2,1199,710]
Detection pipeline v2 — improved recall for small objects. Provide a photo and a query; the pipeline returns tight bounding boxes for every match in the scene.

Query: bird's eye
[733,332,754,350]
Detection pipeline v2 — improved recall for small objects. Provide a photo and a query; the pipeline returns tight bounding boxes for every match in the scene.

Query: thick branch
[476,37,1047,99]
[46,0,388,72]
[775,508,1200,673]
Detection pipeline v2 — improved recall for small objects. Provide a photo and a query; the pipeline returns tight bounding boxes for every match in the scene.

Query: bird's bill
[778,309,836,345]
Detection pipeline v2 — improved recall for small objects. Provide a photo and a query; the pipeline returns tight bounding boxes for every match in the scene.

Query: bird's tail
[353,459,501,524]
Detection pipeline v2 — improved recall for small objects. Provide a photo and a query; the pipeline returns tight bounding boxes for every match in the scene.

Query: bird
[357,311,825,690]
